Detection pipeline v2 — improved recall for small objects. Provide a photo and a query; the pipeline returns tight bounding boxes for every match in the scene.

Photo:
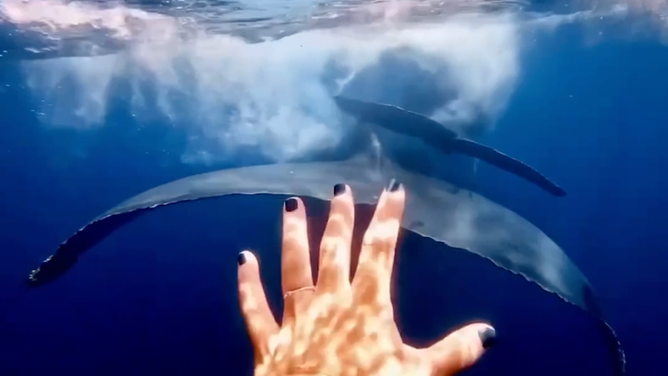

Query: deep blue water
[1,1,667,376]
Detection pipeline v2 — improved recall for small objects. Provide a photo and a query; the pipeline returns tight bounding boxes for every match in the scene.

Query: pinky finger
[237,250,279,356]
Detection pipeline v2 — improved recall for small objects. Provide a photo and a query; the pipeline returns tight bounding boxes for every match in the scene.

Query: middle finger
[352,180,405,306]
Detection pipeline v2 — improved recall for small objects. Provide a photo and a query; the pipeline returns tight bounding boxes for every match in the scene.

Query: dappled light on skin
[237,183,494,376]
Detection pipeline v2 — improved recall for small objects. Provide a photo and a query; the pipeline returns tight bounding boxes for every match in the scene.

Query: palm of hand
[237,182,495,376]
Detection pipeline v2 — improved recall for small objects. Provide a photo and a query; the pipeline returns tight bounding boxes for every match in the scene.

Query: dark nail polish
[285,197,298,212]
[479,327,497,349]
[237,253,247,266]
[334,183,346,196]
[386,179,401,192]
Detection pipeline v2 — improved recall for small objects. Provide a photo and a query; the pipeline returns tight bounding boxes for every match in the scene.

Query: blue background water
[1,3,667,376]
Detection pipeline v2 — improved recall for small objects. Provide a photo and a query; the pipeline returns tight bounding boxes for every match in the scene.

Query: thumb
[422,322,496,376]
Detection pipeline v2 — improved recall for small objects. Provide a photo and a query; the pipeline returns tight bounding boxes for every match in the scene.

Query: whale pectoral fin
[450,138,567,197]
[25,154,624,376]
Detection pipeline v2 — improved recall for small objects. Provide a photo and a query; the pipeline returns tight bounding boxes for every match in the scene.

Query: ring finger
[281,197,314,318]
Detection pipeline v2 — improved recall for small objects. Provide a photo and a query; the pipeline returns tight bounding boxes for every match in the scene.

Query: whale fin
[450,138,566,197]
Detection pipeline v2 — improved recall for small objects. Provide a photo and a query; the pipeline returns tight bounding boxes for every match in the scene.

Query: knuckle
[319,235,341,258]
[327,212,352,237]
[283,224,308,251]
[283,214,306,235]
[361,230,378,249]
[363,221,397,252]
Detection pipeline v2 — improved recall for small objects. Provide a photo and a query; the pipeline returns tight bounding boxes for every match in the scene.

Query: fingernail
[386,179,401,192]
[479,327,497,349]
[237,252,247,266]
[333,183,346,196]
[285,197,298,212]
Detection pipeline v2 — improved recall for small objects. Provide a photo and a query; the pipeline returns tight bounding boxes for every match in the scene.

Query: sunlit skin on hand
[236,181,497,376]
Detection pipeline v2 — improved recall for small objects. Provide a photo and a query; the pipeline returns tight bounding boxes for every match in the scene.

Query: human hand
[236,181,496,376]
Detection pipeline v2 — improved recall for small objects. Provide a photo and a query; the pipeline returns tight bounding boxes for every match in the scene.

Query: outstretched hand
[237,181,496,376]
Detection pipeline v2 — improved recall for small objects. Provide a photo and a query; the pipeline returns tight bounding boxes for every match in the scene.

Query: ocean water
[0,0,667,375]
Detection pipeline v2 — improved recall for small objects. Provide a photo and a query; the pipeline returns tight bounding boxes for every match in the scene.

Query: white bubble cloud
[1,0,632,164]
